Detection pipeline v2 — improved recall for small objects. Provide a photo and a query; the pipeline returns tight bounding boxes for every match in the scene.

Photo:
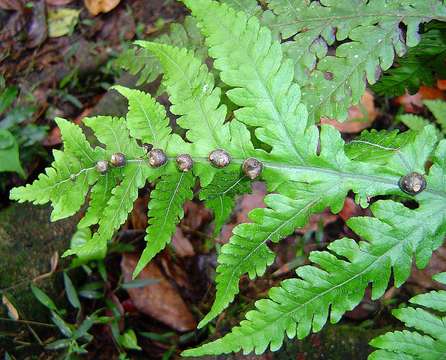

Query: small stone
[110,152,126,167]
[95,160,109,174]
[242,158,263,180]
[209,149,231,168]
[398,172,427,195]
[176,154,193,172]
[148,149,167,168]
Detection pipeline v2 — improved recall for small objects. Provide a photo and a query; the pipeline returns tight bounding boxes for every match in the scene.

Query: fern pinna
[369,272,446,359]
[10,0,446,356]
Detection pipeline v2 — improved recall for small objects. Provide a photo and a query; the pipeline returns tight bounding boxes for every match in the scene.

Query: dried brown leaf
[394,86,445,113]
[2,294,19,320]
[171,228,195,257]
[121,253,196,332]
[84,0,120,16]
[0,0,23,11]
[321,90,378,133]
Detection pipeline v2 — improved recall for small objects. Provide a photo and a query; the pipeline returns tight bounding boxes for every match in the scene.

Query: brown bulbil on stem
[209,149,231,168]
[242,158,263,180]
[398,172,427,195]
[95,160,109,174]
[110,153,126,167]
[176,154,193,172]
[148,149,167,168]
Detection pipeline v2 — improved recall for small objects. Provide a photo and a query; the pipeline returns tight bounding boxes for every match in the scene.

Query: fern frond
[373,28,446,96]
[183,0,312,163]
[198,123,441,327]
[134,168,195,277]
[268,0,446,121]
[115,17,206,86]
[135,42,231,153]
[10,118,99,221]
[184,138,446,355]
[140,41,263,189]
[111,87,172,148]
[369,272,446,359]
[83,116,142,157]
[181,0,445,328]
[64,162,149,261]
[76,116,146,229]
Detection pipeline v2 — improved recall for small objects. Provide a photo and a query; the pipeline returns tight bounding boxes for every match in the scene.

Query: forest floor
[1,1,446,359]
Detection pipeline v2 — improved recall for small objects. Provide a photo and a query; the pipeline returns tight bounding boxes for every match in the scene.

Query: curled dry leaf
[437,79,446,91]
[183,201,212,231]
[171,228,195,257]
[32,251,59,282]
[84,0,121,16]
[2,294,19,320]
[321,90,378,133]
[120,253,196,332]
[394,86,445,113]
[338,198,366,222]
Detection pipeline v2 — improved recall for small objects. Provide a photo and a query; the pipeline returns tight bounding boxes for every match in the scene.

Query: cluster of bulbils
[94,147,263,180]
[94,147,427,195]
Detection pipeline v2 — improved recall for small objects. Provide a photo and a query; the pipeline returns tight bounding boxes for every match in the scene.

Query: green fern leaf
[135,42,231,153]
[10,118,99,221]
[115,16,206,86]
[198,123,440,327]
[182,0,444,328]
[369,272,446,359]
[183,0,314,163]
[345,129,416,165]
[373,28,446,96]
[76,116,145,229]
[267,0,446,121]
[184,138,446,355]
[64,162,150,261]
[399,114,432,133]
[138,41,262,188]
[398,100,446,137]
[134,168,195,277]
[78,171,118,228]
[83,116,142,157]
[112,86,172,148]
[425,99,446,133]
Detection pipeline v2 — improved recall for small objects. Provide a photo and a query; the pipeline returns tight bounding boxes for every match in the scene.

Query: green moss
[0,202,79,320]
